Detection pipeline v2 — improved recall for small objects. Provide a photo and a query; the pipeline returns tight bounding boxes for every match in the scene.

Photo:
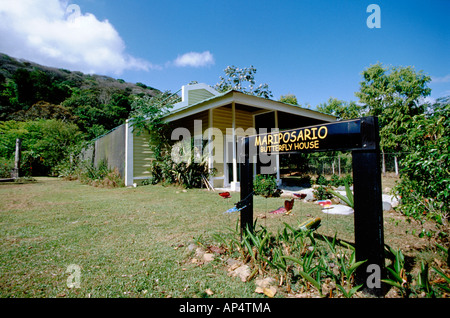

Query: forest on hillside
[0,53,158,135]
[0,53,159,176]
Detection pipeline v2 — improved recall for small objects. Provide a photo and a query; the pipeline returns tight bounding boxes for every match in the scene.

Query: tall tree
[355,63,431,152]
[130,91,181,160]
[215,65,273,99]
[316,97,364,120]
[355,63,431,174]
[279,94,299,105]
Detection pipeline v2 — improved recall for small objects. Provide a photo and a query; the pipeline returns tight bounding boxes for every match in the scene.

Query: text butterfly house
[238,117,385,296]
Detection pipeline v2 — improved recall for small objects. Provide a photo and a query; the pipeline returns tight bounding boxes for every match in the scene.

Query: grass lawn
[0,177,445,298]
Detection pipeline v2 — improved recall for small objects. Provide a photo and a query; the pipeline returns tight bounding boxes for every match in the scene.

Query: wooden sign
[249,118,376,154]
[240,116,385,296]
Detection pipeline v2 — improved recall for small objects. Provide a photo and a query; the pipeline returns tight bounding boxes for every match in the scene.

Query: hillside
[0,53,159,137]
[0,53,158,95]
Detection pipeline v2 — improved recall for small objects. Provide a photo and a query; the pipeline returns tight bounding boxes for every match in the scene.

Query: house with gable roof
[120,83,337,190]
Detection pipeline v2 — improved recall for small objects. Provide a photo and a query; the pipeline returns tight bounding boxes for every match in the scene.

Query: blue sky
[1,0,449,108]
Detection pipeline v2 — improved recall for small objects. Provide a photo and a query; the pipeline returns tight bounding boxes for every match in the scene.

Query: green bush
[314,174,353,188]
[0,158,14,178]
[253,174,279,197]
[150,155,212,188]
[314,174,328,186]
[77,160,124,188]
[330,174,341,187]
[0,119,83,176]
[55,158,124,188]
[393,97,449,223]
[313,185,333,200]
[149,139,214,189]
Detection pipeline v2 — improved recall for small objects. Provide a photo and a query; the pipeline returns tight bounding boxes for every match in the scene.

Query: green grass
[0,177,335,298]
[3,177,443,298]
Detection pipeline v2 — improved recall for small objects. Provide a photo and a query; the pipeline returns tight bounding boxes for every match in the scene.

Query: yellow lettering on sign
[304,129,311,140]
[255,125,328,152]
[255,136,261,146]
[311,127,318,140]
[318,126,328,139]
[260,135,267,146]
[296,130,304,142]
[290,131,297,142]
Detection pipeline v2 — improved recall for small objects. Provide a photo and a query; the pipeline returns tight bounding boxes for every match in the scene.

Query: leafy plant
[69,159,124,188]
[417,261,434,297]
[436,243,450,267]
[393,97,449,223]
[313,186,333,201]
[314,174,328,186]
[327,181,354,208]
[331,242,366,298]
[0,119,83,176]
[0,157,14,178]
[382,244,450,297]
[432,266,450,294]
[149,138,215,189]
[253,174,279,197]
[382,246,410,297]
[215,221,370,297]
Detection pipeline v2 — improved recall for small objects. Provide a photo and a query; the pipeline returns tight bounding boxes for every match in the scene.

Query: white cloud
[173,51,215,68]
[0,0,154,75]
[431,74,450,83]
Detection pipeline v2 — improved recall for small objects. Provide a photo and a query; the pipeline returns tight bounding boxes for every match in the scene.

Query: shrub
[52,156,79,180]
[149,139,214,189]
[253,174,279,197]
[314,174,353,188]
[91,167,124,188]
[393,97,449,223]
[313,185,333,200]
[0,119,83,176]
[0,158,14,178]
[57,158,124,188]
[330,174,341,187]
[314,174,328,186]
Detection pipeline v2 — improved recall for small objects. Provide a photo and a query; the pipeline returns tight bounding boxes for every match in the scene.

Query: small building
[89,83,336,190]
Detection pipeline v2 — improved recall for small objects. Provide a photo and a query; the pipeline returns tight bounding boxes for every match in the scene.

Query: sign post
[240,116,385,296]
[240,137,254,238]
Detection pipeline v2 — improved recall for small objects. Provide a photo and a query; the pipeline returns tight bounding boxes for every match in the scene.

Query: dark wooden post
[239,137,253,239]
[352,116,385,296]
[241,116,385,296]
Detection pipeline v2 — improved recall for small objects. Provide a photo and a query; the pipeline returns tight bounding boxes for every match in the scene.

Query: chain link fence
[280,152,405,178]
